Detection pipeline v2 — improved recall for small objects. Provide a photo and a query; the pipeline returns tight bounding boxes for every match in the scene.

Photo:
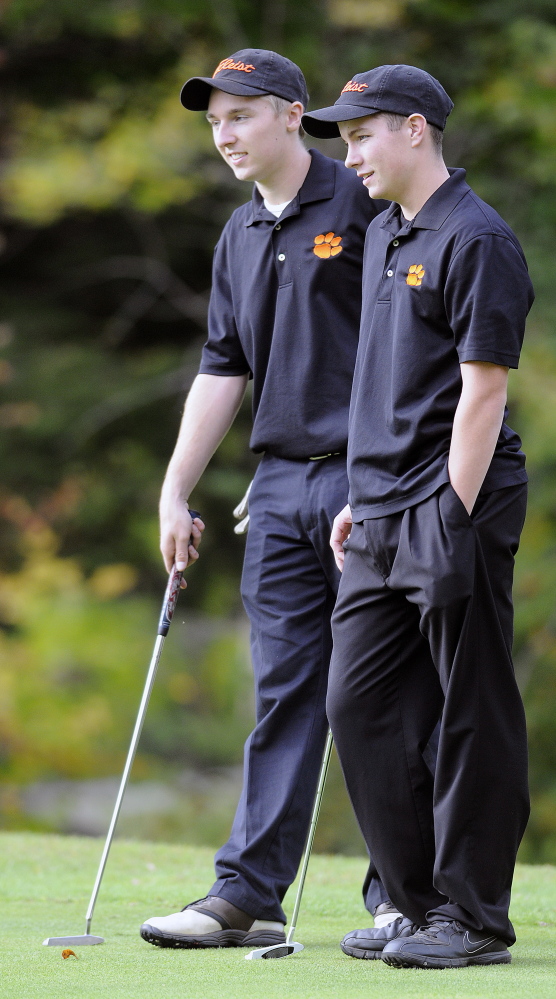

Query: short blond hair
[266,93,306,139]
[381,111,443,155]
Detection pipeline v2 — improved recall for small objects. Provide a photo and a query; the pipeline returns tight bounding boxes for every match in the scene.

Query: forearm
[448,362,508,514]
[161,373,248,504]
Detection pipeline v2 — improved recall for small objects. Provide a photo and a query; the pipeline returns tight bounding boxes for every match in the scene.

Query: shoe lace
[414,919,463,940]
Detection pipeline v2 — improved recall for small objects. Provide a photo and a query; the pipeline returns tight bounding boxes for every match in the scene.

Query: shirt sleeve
[445,233,534,369]
[198,233,251,377]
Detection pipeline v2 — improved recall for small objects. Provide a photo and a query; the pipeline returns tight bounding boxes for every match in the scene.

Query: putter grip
[157,509,201,636]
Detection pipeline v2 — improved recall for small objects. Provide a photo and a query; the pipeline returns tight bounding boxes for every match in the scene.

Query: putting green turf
[2,833,556,999]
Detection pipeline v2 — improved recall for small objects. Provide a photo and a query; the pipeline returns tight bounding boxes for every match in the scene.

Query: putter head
[245,941,304,959]
[43,934,104,946]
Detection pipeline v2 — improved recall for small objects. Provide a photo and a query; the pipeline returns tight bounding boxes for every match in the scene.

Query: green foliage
[0,0,556,858]
[0,515,253,804]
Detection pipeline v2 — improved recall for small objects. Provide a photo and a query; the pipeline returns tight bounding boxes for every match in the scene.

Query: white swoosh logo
[463,932,498,954]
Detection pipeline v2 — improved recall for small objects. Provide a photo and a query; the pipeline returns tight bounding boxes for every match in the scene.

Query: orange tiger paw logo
[406,264,425,286]
[313,232,343,258]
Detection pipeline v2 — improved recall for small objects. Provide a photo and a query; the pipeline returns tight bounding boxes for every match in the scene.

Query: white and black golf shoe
[140,895,286,949]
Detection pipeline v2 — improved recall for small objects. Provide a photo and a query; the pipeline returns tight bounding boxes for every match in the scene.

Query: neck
[398,159,450,220]
[255,141,312,204]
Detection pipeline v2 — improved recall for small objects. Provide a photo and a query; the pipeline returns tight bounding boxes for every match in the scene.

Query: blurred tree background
[0,0,556,859]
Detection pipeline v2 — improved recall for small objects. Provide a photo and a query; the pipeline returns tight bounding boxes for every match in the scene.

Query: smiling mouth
[359,171,374,180]
[229,152,248,162]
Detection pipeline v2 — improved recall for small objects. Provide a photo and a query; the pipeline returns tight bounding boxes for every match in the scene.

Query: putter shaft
[82,517,199,935]
[286,728,333,945]
[43,514,201,947]
[85,631,167,934]
[245,729,333,960]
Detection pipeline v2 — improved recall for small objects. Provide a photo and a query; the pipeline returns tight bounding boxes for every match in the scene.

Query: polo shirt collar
[245,148,336,226]
[380,167,470,236]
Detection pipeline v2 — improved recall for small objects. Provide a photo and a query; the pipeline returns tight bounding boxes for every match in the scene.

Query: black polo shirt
[348,168,534,521]
[199,148,385,458]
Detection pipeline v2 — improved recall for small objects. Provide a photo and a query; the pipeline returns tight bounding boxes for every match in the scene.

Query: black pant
[328,481,529,945]
[210,454,352,920]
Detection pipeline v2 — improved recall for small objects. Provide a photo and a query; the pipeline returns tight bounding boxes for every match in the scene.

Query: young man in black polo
[139,50,393,950]
[302,65,533,969]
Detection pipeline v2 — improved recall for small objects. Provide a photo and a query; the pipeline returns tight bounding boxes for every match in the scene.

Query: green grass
[2,832,556,998]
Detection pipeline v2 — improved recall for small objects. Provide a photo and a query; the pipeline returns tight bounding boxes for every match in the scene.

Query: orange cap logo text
[313,232,343,259]
[341,80,369,94]
[213,58,256,77]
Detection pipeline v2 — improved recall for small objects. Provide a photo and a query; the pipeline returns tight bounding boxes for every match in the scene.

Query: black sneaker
[381,919,511,969]
[341,917,418,960]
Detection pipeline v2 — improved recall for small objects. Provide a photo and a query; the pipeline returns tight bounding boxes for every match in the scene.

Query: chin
[231,155,256,174]
[364,178,384,200]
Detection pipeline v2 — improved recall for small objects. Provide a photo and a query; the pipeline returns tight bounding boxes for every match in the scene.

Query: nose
[344,142,360,170]
[215,120,236,150]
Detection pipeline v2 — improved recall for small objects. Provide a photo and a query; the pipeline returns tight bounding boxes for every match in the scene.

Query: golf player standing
[302,64,533,968]
[140,50,393,950]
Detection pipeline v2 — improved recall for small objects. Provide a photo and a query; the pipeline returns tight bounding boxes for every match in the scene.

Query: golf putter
[245,728,333,959]
[43,512,202,947]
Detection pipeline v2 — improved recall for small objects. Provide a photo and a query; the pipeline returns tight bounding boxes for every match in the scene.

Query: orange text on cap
[341,81,369,94]
[213,58,256,77]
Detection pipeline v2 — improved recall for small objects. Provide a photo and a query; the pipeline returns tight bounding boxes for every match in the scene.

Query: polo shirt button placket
[274,228,291,282]
[273,217,290,284]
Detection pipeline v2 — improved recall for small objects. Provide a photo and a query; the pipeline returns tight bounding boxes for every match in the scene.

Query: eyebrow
[206,106,253,121]
[345,123,372,138]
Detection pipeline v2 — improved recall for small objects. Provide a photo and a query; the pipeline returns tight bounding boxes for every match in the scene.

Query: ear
[407,113,427,148]
[286,101,305,133]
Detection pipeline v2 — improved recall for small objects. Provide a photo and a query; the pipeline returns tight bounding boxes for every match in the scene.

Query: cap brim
[302,105,380,138]
[181,76,271,111]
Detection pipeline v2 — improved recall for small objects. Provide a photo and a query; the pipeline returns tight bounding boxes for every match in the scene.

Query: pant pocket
[363,513,403,581]
[390,487,475,608]
[441,481,474,528]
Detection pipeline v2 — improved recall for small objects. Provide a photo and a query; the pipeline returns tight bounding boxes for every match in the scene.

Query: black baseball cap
[302,64,453,138]
[181,49,309,111]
